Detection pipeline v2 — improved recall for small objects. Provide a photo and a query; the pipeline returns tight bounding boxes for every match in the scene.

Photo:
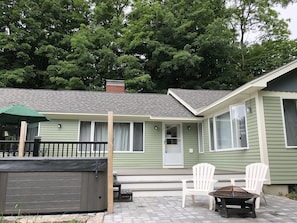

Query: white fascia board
[251,59,297,85]
[149,115,200,122]
[167,89,199,116]
[41,112,199,122]
[197,60,297,115]
[42,112,152,121]
[196,85,263,115]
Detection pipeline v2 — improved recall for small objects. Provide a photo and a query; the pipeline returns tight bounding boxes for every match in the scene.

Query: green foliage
[67,220,83,223]
[245,39,297,79]
[287,185,297,200]
[0,0,296,92]
[287,191,297,200]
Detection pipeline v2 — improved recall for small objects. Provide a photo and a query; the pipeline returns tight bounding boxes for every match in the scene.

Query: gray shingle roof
[168,88,231,111]
[0,88,196,118]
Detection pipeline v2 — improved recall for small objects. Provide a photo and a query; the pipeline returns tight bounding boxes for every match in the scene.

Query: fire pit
[209,186,259,218]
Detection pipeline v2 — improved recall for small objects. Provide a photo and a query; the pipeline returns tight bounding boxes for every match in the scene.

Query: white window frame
[209,118,215,151]
[79,121,144,153]
[281,98,297,148]
[198,122,204,153]
[208,103,248,151]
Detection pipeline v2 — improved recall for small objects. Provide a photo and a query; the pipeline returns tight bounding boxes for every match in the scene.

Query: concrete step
[114,169,245,197]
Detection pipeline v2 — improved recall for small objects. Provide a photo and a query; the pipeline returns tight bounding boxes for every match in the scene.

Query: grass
[287,191,297,200]
[286,185,297,200]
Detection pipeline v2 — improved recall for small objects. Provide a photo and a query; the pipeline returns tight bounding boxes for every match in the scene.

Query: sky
[277,3,297,39]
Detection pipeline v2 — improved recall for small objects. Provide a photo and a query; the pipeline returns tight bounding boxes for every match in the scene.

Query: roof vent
[106,80,125,93]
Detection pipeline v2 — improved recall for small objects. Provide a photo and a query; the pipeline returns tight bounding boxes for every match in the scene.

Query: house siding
[40,120,79,141]
[263,95,297,184]
[113,122,163,168]
[113,122,200,168]
[182,123,199,168]
[197,99,261,171]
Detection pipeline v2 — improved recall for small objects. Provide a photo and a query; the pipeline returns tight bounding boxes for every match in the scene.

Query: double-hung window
[79,121,144,152]
[282,99,297,147]
[209,104,248,151]
[198,123,204,153]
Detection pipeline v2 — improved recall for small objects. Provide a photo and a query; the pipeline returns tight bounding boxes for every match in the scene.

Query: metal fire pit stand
[209,186,259,218]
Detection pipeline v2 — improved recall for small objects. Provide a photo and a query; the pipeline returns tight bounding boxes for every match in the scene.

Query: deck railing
[0,138,107,158]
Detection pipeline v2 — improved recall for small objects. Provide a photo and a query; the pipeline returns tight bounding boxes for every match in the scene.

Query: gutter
[41,112,199,122]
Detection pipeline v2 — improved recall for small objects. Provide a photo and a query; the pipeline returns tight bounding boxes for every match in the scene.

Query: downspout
[255,92,271,184]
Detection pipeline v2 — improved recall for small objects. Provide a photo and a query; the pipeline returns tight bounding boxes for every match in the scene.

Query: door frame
[162,123,184,168]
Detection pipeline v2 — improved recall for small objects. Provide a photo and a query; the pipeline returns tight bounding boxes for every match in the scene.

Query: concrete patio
[104,195,297,223]
[3,194,297,222]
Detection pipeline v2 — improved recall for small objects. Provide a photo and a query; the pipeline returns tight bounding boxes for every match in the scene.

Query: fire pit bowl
[209,186,259,218]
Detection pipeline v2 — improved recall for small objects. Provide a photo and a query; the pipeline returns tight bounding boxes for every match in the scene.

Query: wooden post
[18,121,27,157]
[107,111,114,213]
[33,136,41,157]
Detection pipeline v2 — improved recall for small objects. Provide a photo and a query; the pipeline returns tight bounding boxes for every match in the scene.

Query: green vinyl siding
[183,123,199,168]
[263,96,297,184]
[113,122,163,168]
[39,120,79,141]
[38,120,80,157]
[197,99,260,172]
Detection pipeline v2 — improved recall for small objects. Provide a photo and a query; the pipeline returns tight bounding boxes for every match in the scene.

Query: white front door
[163,124,183,166]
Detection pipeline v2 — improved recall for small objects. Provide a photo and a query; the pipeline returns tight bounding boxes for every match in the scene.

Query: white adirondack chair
[181,163,217,210]
[230,163,268,209]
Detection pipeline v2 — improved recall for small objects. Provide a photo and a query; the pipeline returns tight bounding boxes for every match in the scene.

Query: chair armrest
[211,179,218,185]
[181,179,193,183]
[212,179,218,183]
[210,179,218,190]
[181,179,193,188]
[230,178,245,186]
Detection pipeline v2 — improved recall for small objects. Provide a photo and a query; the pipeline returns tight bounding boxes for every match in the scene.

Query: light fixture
[154,125,158,130]
[57,123,62,128]
[246,107,252,113]
[187,125,191,131]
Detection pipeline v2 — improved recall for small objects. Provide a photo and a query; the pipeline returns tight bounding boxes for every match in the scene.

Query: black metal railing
[0,140,19,157]
[0,139,108,158]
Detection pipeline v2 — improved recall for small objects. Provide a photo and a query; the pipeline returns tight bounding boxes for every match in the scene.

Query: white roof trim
[149,116,199,121]
[196,60,297,115]
[167,89,199,115]
[42,112,198,121]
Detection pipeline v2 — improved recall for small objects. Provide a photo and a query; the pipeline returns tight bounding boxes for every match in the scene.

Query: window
[79,121,144,152]
[216,112,232,149]
[231,104,247,148]
[282,99,297,147]
[198,123,204,153]
[209,118,214,151]
[166,125,178,144]
[209,104,248,151]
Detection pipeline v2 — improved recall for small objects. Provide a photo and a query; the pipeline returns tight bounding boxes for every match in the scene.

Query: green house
[1,60,297,194]
[169,60,297,194]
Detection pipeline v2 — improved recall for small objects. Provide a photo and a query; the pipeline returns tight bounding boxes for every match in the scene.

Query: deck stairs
[114,168,245,197]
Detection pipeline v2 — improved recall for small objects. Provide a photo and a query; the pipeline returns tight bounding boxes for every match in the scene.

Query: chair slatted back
[245,163,268,191]
[192,163,215,191]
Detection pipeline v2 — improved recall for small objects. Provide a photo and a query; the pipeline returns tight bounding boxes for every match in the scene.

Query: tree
[0,0,91,89]
[0,0,296,92]
[195,18,242,89]
[245,39,297,79]
[227,0,292,70]
[121,0,238,91]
